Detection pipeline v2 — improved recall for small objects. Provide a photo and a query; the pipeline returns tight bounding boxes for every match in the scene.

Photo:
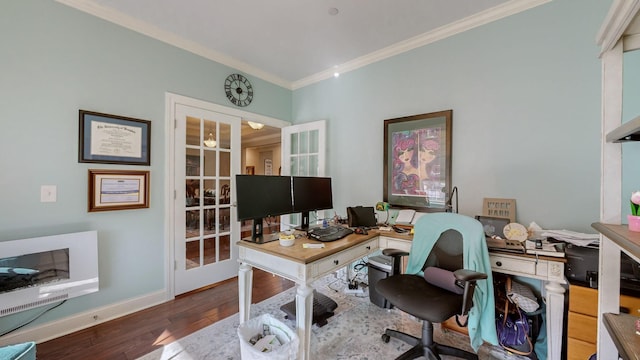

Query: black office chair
[377,213,490,360]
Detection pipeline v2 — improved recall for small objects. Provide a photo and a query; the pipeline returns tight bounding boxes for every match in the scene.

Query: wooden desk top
[238,229,568,265]
[237,229,412,264]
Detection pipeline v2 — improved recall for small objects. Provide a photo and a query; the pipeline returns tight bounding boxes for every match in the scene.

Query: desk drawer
[568,311,597,343]
[621,293,640,316]
[490,254,536,276]
[379,236,411,252]
[569,285,598,316]
[567,337,596,360]
[315,239,377,275]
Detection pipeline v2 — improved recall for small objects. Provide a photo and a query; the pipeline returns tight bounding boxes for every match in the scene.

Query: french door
[173,104,241,295]
[281,120,327,226]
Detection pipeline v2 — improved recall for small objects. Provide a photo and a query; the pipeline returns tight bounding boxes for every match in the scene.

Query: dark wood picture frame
[79,110,151,165]
[88,169,150,212]
[383,110,452,211]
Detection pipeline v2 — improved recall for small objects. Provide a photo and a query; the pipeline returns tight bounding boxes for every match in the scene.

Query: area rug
[137,274,530,360]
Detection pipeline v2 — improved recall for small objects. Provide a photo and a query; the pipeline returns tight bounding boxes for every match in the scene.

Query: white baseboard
[0,290,170,346]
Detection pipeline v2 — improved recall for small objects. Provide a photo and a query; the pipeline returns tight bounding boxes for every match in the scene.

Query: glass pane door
[281,120,326,227]
[175,105,240,295]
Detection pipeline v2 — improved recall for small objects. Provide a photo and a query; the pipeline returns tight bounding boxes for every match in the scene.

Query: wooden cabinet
[567,285,598,359]
[568,279,640,360]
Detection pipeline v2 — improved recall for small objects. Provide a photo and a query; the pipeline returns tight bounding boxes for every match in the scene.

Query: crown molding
[596,0,640,55]
[55,0,291,89]
[292,0,551,90]
[597,0,639,51]
[57,0,549,91]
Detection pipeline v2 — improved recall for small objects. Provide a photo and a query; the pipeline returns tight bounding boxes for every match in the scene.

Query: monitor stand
[296,211,311,231]
[242,218,279,243]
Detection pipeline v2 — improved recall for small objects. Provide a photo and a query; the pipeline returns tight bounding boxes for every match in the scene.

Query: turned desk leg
[295,284,313,360]
[238,262,253,323]
[545,280,565,360]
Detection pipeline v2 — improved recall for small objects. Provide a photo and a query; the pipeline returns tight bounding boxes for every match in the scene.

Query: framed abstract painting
[383,110,452,211]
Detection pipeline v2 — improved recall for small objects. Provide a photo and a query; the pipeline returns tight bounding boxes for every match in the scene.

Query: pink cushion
[423,267,464,294]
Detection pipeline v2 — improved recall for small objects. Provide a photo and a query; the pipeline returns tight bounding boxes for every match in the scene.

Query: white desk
[238,231,566,360]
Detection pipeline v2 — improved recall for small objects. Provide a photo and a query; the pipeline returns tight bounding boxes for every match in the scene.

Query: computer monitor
[236,175,293,242]
[292,176,333,230]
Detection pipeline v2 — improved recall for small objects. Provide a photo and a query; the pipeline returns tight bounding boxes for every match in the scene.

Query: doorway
[166,93,289,297]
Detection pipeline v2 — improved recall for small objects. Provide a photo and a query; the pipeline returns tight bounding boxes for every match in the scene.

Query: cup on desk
[279,231,295,247]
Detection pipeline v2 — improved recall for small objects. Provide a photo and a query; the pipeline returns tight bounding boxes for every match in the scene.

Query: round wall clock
[224,73,253,107]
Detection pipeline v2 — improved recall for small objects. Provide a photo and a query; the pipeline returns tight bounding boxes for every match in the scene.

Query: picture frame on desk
[383,110,452,211]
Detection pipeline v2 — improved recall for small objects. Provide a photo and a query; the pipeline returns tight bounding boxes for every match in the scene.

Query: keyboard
[307,226,354,242]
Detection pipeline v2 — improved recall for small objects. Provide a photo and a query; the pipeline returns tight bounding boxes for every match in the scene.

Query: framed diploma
[88,169,150,212]
[79,110,151,165]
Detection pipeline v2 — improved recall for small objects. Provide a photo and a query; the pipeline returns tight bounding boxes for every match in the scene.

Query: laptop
[347,206,377,228]
[475,215,525,253]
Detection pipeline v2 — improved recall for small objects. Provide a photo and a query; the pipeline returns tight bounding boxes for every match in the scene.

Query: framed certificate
[79,110,151,165]
[88,169,150,212]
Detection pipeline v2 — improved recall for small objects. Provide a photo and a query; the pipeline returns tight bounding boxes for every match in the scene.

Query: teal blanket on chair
[407,213,499,351]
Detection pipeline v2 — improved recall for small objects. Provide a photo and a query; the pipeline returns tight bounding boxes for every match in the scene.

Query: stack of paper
[395,210,416,225]
[525,240,565,257]
[541,230,600,247]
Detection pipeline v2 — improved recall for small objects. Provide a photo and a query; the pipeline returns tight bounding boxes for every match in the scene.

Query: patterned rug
[137,273,530,360]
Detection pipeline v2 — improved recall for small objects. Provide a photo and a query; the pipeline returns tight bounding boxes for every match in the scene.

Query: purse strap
[499,277,533,356]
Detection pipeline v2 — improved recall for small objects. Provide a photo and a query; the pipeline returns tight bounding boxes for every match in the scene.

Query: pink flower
[631,191,640,216]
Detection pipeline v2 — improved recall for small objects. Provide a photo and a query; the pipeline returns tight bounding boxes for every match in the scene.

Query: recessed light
[328,7,339,16]
[334,72,340,78]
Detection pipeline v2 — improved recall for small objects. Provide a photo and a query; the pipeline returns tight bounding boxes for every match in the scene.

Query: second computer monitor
[293,176,333,230]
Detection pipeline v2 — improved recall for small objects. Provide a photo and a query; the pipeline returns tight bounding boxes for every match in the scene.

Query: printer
[565,243,640,294]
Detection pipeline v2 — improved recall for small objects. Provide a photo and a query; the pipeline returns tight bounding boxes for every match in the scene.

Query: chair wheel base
[381,334,391,343]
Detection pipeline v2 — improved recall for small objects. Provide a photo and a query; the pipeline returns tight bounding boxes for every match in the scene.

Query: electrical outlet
[41,185,57,202]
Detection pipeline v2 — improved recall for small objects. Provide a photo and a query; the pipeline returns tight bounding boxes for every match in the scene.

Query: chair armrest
[453,269,488,316]
[382,248,409,257]
[381,248,409,275]
[453,269,487,282]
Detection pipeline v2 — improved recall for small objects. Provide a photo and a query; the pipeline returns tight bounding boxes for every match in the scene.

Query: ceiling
[57,0,547,89]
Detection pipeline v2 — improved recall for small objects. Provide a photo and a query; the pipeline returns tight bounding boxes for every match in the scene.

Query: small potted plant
[629,191,640,232]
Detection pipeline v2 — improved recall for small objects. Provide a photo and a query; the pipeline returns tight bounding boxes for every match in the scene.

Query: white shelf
[606,114,640,142]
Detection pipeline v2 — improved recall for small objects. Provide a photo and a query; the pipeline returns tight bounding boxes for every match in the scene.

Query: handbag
[508,280,540,313]
[495,276,534,356]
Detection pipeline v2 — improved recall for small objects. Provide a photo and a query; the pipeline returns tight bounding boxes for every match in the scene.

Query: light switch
[41,185,57,202]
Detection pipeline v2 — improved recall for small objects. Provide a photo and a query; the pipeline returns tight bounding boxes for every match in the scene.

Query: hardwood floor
[35,269,295,360]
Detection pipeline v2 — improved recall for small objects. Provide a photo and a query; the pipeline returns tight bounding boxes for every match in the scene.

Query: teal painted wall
[0,1,290,333]
[293,0,611,233]
[0,0,619,340]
